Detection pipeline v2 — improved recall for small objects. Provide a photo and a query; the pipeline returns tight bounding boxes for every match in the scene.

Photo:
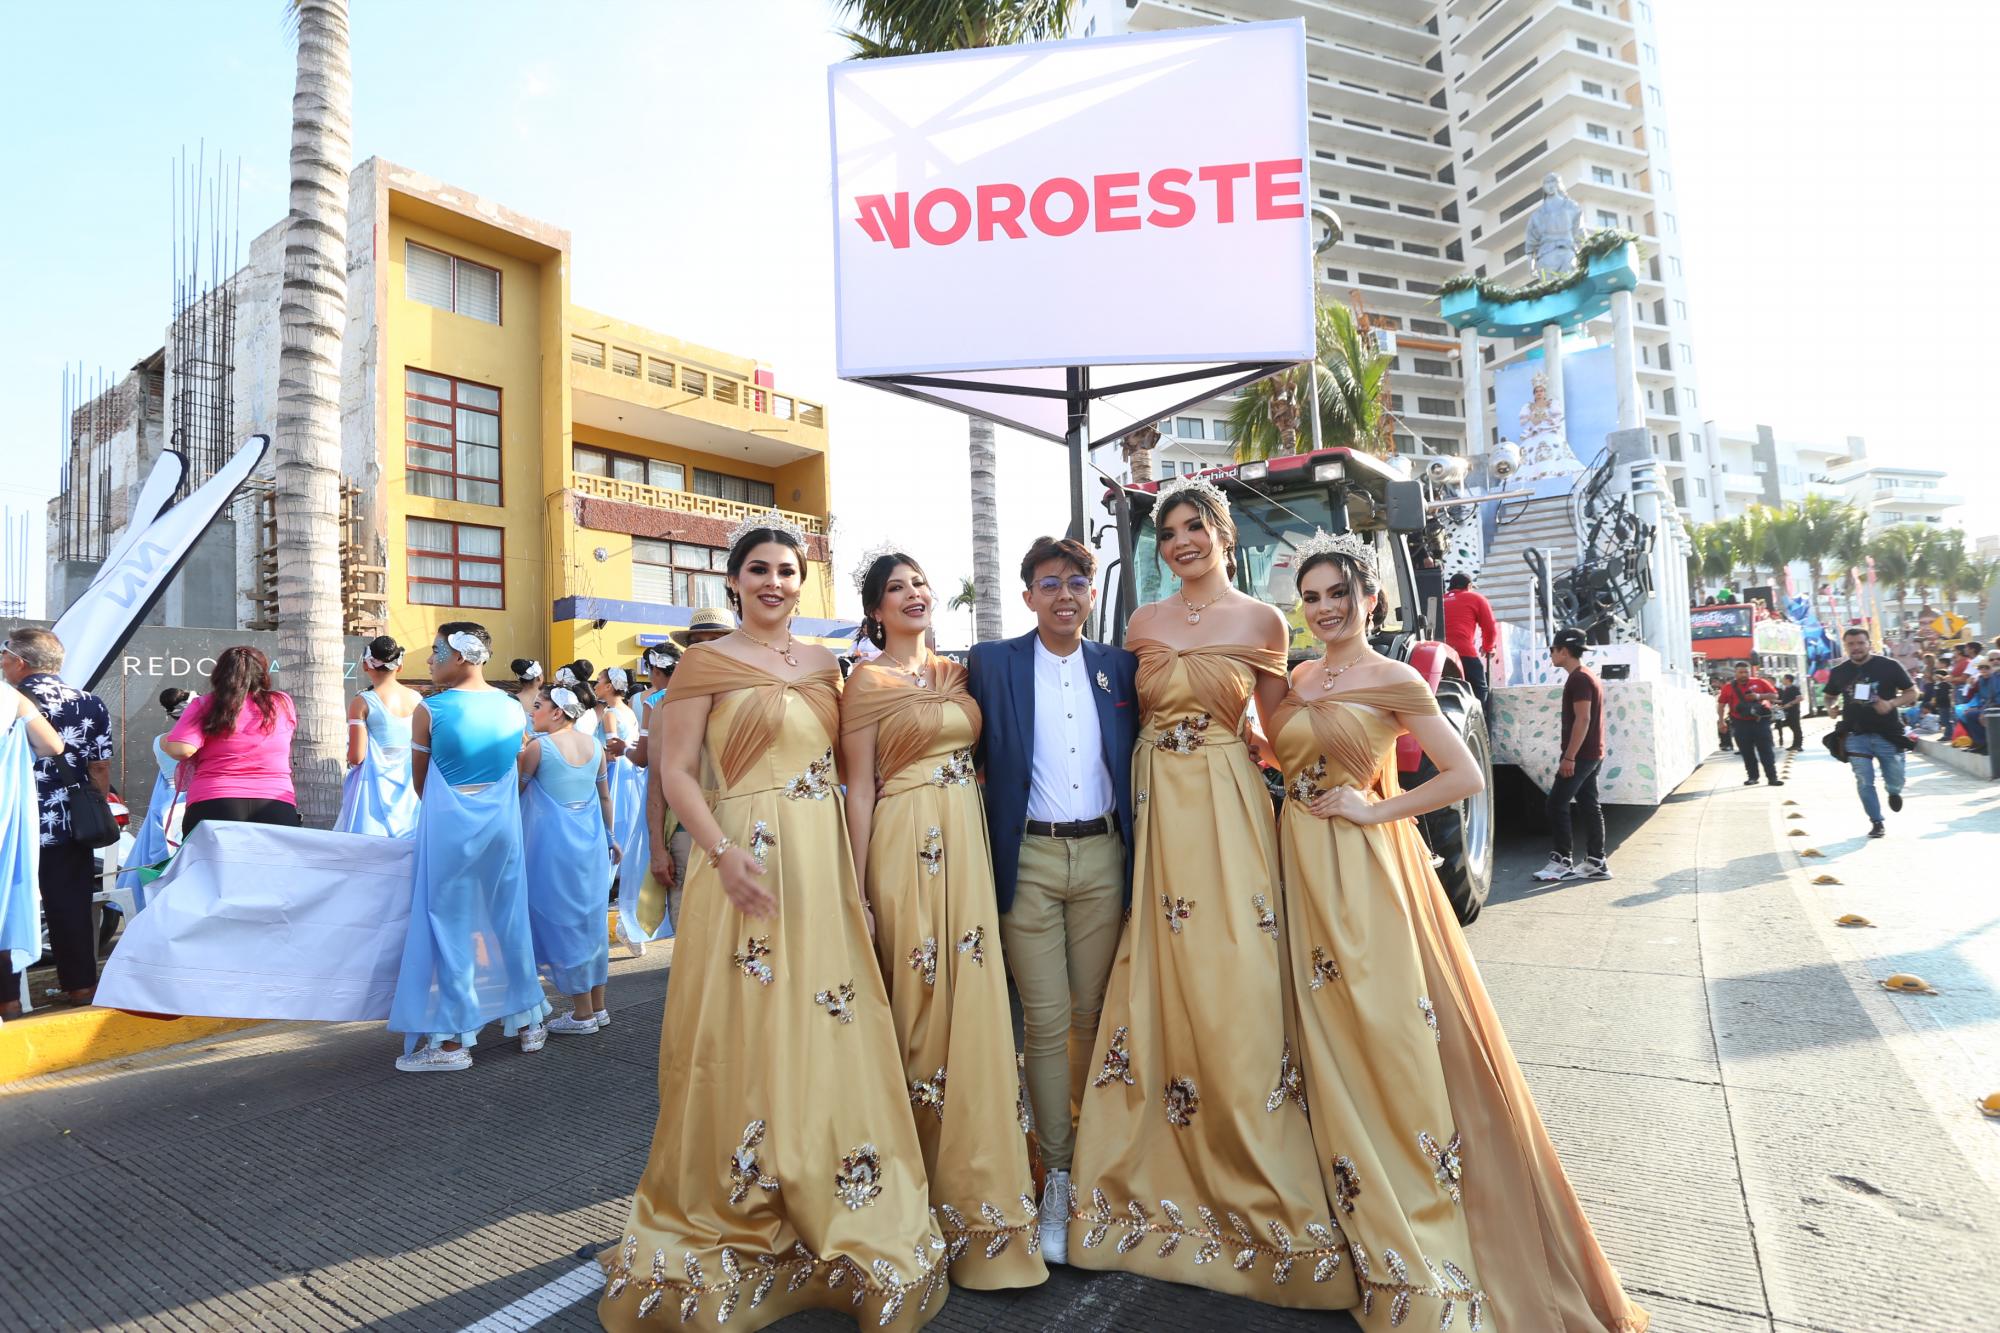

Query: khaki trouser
[997,829,1125,1172]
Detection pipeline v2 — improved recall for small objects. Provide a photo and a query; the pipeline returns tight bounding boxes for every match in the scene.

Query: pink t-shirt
[165,692,299,805]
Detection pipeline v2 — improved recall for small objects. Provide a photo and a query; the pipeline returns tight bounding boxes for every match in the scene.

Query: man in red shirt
[1716,661,1783,786]
[1443,573,1499,705]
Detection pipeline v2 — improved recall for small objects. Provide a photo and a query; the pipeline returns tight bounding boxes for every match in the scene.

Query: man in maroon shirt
[1716,661,1783,786]
[1443,573,1499,705]
[1533,627,1610,882]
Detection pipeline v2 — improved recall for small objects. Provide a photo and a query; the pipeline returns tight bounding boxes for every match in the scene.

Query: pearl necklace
[738,626,799,668]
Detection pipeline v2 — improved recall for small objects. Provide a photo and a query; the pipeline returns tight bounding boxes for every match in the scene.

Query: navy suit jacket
[967,631,1140,913]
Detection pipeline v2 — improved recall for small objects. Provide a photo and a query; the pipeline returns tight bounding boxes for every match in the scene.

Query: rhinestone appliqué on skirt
[908,1067,947,1122]
[1252,893,1278,939]
[1309,947,1341,989]
[1163,1076,1201,1127]
[1287,758,1328,804]
[1419,1129,1464,1205]
[1161,894,1195,934]
[928,747,974,786]
[956,925,985,966]
[748,820,777,867]
[814,980,857,1024]
[1331,1155,1361,1216]
[735,936,774,986]
[1094,1024,1136,1087]
[1418,996,1441,1041]
[918,826,943,878]
[1265,1040,1308,1114]
[834,1143,885,1211]
[908,937,938,986]
[727,1120,780,1204]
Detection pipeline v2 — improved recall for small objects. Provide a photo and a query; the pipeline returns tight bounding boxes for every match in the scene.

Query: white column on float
[1460,324,1486,458]
[1611,288,1642,431]
[1542,321,1565,423]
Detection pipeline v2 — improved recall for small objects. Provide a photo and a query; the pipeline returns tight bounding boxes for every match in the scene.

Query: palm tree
[1917,527,1973,613]
[1229,301,1391,462]
[1793,493,1866,605]
[1758,503,1806,595]
[1121,421,1160,485]
[838,1,1074,644]
[1865,524,1925,626]
[947,576,978,645]
[1693,520,1738,594]
[279,0,352,825]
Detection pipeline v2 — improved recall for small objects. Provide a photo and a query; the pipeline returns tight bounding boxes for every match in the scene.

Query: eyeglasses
[1033,575,1093,596]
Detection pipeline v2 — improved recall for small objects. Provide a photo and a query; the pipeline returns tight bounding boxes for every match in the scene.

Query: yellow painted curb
[1,1008,260,1089]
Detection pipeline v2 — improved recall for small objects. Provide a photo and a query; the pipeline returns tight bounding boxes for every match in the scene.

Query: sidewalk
[1,739,1996,1330]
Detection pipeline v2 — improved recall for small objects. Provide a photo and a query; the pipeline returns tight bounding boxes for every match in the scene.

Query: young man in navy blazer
[966,535,1139,1264]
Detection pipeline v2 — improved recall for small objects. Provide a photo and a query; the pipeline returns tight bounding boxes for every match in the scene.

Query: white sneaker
[593,1009,611,1028]
[1577,856,1613,880]
[395,1045,471,1073]
[520,1023,549,1053]
[1532,855,1575,882]
[548,1012,600,1036]
[1038,1169,1071,1265]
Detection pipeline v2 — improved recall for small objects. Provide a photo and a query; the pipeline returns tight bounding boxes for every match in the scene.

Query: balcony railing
[570,335,827,430]
[569,472,826,535]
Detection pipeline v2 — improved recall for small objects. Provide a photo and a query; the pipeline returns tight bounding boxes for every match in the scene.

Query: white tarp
[831,21,1312,442]
[94,822,415,1022]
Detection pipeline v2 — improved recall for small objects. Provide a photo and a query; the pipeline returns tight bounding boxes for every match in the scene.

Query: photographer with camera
[1717,661,1783,787]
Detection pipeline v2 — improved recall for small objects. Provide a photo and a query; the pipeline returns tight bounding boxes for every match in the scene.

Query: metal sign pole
[1066,365,1090,540]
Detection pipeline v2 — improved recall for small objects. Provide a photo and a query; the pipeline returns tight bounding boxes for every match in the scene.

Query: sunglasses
[1033,576,1092,596]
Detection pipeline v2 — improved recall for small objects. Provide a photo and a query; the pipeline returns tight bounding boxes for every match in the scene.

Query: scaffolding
[54,364,120,565]
[245,480,387,637]
[169,143,241,499]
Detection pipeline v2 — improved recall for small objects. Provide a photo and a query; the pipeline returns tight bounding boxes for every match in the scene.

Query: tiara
[723,509,810,554]
[1156,472,1230,519]
[1291,528,1378,580]
[850,540,909,595]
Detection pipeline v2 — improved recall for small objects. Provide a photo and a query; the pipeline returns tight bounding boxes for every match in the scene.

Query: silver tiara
[850,540,910,596]
[1156,472,1230,519]
[1291,528,1378,581]
[723,509,810,554]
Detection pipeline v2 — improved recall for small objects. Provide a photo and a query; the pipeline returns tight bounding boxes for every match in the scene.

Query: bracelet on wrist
[707,836,734,868]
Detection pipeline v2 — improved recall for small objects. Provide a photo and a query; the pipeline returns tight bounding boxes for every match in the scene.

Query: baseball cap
[1551,627,1589,655]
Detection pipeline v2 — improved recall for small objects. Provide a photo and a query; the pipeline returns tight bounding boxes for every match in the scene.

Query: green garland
[1438,229,1641,305]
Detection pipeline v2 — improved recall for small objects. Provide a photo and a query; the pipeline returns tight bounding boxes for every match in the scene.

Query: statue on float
[1523,172,1587,277]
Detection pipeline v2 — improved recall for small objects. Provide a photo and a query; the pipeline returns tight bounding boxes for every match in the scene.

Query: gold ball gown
[841,656,1048,1291]
[1065,641,1355,1310]
[598,646,950,1331]
[1270,680,1648,1332]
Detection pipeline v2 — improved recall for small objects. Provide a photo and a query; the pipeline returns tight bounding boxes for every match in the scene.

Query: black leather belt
[1024,815,1112,839]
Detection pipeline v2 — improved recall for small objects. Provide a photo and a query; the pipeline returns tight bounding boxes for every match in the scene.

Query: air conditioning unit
[1372,329,1397,356]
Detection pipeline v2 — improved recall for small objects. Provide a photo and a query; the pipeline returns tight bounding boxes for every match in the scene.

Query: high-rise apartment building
[1697,426,1963,535]
[1082,0,1702,491]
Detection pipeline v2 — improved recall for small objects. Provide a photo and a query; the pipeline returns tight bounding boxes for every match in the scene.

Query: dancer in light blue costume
[389,622,550,1073]
[618,643,679,945]
[334,636,422,839]
[0,681,63,1020]
[118,688,191,906]
[509,658,544,739]
[597,664,660,950]
[519,684,616,1034]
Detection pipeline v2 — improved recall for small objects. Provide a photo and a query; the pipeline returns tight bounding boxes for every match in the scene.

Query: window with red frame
[407,518,504,609]
[406,369,501,506]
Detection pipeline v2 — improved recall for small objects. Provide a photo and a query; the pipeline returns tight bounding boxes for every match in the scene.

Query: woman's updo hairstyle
[159,687,192,716]
[857,551,925,650]
[723,526,809,615]
[1296,542,1389,630]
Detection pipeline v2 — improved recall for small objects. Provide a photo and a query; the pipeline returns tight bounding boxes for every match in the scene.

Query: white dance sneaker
[1577,856,1613,880]
[395,1045,471,1073]
[520,1023,549,1053]
[1038,1168,1072,1265]
[548,1012,600,1036]
[1531,855,1575,882]
[594,1009,612,1028]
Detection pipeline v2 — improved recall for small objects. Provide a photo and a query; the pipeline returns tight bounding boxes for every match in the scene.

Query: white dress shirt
[1027,636,1114,823]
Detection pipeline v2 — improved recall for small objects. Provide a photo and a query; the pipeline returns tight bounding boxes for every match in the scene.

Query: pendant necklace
[1180,588,1223,625]
[740,626,799,668]
[1321,650,1366,691]
[881,649,930,689]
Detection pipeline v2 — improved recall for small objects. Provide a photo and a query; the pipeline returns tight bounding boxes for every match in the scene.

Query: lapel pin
[1096,670,1110,693]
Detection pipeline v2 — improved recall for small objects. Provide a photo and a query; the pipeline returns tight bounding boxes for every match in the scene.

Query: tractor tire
[1406,680,1496,926]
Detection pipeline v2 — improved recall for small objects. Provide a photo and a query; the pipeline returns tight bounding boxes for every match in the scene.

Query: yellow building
[349,159,839,679]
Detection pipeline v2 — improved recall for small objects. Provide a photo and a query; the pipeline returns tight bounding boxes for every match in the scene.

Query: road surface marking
[457,1261,601,1331]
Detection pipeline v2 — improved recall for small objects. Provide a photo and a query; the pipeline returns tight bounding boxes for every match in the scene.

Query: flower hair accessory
[723,508,810,555]
[547,686,586,720]
[519,660,544,681]
[604,666,629,692]
[554,666,580,688]
[361,645,405,671]
[850,540,910,596]
[1156,472,1231,520]
[445,631,491,666]
[1292,528,1379,582]
[644,644,678,669]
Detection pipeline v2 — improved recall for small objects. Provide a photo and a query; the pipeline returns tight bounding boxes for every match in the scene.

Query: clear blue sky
[2,1,1992,625]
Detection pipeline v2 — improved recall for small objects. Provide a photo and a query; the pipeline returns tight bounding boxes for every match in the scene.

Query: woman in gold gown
[1067,478,1352,1310]
[840,550,1047,1292]
[599,522,949,1332]
[1270,530,1648,1332]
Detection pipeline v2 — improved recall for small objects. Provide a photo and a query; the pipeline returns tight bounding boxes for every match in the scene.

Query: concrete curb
[1913,734,1995,781]
[0,1009,261,1090]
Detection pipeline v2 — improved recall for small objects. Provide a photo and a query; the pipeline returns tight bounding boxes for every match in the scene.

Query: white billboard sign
[830,21,1312,381]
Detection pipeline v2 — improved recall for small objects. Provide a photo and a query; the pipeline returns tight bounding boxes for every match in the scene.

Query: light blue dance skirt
[0,722,40,980]
[333,739,420,839]
[523,778,613,996]
[118,738,179,906]
[386,773,549,1052]
[610,755,669,943]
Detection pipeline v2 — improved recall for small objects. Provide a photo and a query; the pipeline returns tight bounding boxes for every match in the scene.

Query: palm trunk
[968,416,1003,644]
[278,0,352,826]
